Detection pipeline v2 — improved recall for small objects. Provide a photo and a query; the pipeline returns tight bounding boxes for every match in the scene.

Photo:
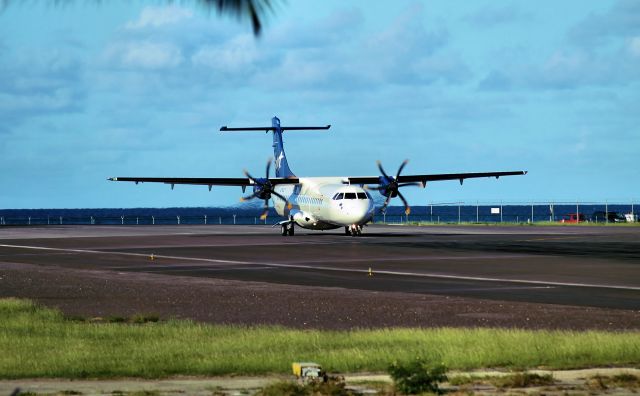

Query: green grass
[1,298,639,379]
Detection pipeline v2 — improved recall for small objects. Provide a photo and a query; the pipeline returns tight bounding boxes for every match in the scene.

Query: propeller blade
[240,191,260,202]
[260,199,269,220]
[271,190,293,210]
[380,193,393,214]
[398,191,411,215]
[243,169,259,184]
[398,182,422,188]
[396,159,409,179]
[376,160,390,179]
[265,157,272,179]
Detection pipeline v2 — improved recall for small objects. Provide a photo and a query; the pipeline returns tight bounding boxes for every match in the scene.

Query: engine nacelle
[252,178,271,199]
[378,176,398,197]
[292,210,317,228]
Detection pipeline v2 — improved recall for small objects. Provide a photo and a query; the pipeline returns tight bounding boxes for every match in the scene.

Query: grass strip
[1,298,639,379]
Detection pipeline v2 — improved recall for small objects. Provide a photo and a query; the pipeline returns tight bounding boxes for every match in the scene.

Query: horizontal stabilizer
[220,125,330,132]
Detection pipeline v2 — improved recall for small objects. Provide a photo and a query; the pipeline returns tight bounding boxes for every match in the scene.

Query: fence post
[60,216,63,225]
[531,202,534,223]
[28,216,31,225]
[136,217,139,225]
[219,216,221,225]
[476,201,479,223]
[177,216,180,225]
[233,214,236,225]
[204,215,207,225]
[121,216,124,225]
[500,201,503,223]
[458,203,461,224]
[152,216,155,225]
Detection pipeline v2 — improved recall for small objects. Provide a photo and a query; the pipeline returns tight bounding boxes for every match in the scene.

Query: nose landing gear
[344,224,362,236]
[281,219,295,236]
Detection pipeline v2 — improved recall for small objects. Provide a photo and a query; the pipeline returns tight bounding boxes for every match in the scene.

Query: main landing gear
[281,222,295,236]
[344,224,362,237]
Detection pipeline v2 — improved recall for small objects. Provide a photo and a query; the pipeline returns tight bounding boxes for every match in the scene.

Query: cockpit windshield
[332,191,369,200]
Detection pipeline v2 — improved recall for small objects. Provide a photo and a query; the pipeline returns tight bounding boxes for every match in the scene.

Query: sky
[1,0,639,209]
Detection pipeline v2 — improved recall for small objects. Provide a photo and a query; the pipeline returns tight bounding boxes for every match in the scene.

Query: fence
[373,201,638,224]
[0,215,274,226]
[0,201,637,226]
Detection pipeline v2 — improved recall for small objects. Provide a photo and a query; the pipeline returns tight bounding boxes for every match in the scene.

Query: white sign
[491,207,500,214]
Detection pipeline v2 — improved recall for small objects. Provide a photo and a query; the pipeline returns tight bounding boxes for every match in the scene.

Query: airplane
[109,116,526,236]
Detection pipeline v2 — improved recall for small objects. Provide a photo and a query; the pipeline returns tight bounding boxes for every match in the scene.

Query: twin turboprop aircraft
[109,117,526,236]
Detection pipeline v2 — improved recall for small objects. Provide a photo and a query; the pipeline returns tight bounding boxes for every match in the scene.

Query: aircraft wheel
[344,226,351,236]
[288,224,295,236]
[281,225,288,236]
[356,226,362,236]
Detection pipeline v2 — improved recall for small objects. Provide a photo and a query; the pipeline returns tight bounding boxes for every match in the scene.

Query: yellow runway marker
[368,267,373,277]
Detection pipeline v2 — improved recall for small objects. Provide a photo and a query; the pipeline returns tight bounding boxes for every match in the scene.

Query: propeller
[372,159,422,215]
[241,158,292,220]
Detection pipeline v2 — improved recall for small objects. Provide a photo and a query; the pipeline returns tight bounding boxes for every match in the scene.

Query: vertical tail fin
[220,116,331,178]
[271,116,294,178]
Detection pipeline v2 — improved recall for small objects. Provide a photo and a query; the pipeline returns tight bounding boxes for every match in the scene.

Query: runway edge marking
[2,243,640,292]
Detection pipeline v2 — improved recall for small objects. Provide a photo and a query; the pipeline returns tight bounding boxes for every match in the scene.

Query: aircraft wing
[347,170,527,186]
[108,177,300,187]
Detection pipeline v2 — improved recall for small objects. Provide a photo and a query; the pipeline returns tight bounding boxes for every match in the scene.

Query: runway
[1,224,639,311]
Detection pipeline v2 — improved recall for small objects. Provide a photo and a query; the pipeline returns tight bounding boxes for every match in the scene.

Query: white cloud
[628,37,640,58]
[0,52,85,134]
[464,5,531,27]
[191,35,258,72]
[104,41,184,69]
[126,5,194,30]
[569,0,640,47]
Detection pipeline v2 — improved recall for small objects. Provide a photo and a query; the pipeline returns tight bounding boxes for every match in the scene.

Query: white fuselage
[272,177,375,230]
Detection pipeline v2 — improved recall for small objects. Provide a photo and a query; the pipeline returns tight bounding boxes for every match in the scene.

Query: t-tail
[220,116,331,178]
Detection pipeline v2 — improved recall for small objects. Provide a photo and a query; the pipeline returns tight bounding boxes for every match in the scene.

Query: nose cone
[340,199,374,225]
